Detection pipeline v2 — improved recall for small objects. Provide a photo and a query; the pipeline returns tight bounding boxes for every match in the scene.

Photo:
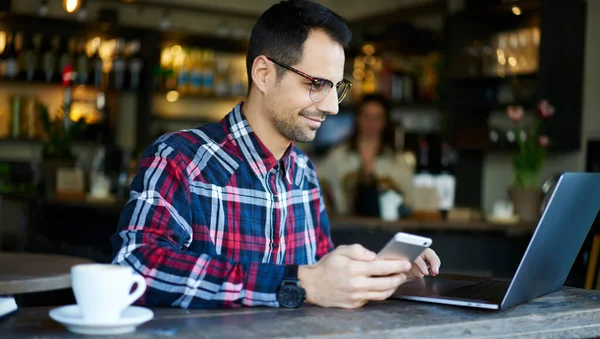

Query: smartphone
[376,232,432,262]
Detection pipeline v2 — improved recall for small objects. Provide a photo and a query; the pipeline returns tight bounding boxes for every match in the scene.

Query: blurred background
[0,0,598,296]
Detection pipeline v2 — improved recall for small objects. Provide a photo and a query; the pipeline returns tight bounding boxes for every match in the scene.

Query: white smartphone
[376,232,432,262]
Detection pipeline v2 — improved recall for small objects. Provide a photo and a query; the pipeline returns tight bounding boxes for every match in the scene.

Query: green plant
[507,99,554,189]
[39,103,87,161]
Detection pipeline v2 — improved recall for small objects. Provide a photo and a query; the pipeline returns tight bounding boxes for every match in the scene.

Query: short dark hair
[349,93,397,154]
[246,0,352,92]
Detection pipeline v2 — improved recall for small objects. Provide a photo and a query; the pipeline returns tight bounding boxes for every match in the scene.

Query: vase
[41,158,75,200]
[509,187,542,223]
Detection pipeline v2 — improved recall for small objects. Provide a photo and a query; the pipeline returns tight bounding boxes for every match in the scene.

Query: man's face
[265,30,345,143]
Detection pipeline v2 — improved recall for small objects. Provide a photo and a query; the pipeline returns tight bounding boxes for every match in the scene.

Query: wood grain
[2,288,600,338]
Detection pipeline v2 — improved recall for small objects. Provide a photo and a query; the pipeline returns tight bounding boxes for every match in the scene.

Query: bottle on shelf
[0,105,8,138]
[152,64,162,91]
[20,32,38,82]
[57,36,73,77]
[0,34,6,79]
[202,49,215,96]
[41,34,57,82]
[435,141,457,217]
[229,60,247,96]
[162,52,176,91]
[127,40,143,90]
[9,95,21,139]
[111,38,126,90]
[3,31,19,80]
[94,91,109,143]
[21,97,39,140]
[32,34,43,81]
[413,139,435,188]
[176,47,190,94]
[214,58,230,97]
[62,64,75,130]
[75,38,89,85]
[90,39,103,88]
[189,48,203,94]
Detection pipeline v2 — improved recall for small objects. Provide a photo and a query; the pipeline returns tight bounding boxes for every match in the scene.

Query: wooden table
[2,287,600,338]
[0,253,94,295]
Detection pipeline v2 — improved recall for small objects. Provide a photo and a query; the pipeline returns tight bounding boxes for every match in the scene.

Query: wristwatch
[276,264,306,308]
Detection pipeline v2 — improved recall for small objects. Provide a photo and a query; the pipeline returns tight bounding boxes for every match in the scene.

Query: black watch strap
[283,264,299,281]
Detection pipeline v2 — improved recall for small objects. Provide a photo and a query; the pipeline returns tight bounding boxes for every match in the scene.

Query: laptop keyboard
[442,279,510,302]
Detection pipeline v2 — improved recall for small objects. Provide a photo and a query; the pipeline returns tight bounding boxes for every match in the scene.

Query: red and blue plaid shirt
[111,103,334,309]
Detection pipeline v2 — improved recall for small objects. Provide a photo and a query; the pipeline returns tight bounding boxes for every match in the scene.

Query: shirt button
[272,242,278,249]
[273,195,279,202]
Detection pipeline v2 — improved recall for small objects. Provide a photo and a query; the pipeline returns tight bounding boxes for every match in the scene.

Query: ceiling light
[511,6,522,16]
[64,0,82,13]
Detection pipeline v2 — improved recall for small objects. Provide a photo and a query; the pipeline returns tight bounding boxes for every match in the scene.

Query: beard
[266,94,326,143]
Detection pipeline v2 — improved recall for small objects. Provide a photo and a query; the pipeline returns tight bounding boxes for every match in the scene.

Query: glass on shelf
[350,50,441,104]
[4,95,42,140]
[0,106,8,138]
[489,26,540,77]
[156,43,247,98]
[21,97,41,139]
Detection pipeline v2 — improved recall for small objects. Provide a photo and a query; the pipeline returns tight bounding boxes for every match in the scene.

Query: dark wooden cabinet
[536,0,587,151]
[446,0,586,153]
[445,0,587,207]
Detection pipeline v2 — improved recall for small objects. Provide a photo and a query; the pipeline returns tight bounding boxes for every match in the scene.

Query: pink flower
[537,99,555,119]
[507,105,524,122]
[539,135,549,147]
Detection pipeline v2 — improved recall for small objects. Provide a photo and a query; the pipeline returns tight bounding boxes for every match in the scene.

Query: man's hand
[406,248,441,279]
[298,244,412,309]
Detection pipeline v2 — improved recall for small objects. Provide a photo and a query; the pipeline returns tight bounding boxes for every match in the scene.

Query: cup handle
[124,273,147,308]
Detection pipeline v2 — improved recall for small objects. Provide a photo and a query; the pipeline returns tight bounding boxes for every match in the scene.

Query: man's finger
[362,260,411,277]
[423,249,441,275]
[413,256,430,276]
[361,287,403,301]
[362,273,407,292]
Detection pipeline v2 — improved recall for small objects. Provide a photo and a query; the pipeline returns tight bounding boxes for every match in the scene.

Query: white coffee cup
[71,264,147,323]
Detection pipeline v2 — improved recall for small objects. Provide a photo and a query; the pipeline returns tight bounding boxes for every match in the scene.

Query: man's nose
[315,89,340,116]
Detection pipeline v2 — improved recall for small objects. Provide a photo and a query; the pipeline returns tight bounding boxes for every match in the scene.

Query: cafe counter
[2,193,583,285]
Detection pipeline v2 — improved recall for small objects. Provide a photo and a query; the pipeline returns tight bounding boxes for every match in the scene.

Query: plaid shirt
[111,103,334,309]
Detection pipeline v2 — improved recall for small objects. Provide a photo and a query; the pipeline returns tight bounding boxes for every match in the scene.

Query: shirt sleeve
[316,193,335,260]
[111,141,285,309]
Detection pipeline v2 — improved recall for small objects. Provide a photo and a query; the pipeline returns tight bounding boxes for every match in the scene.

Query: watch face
[277,284,304,308]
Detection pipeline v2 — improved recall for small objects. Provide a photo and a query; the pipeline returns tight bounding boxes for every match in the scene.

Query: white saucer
[49,305,154,335]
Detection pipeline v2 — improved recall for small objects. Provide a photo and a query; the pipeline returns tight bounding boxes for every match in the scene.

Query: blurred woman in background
[317,93,415,217]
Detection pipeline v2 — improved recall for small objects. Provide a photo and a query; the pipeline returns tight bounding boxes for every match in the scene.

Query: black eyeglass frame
[266,57,352,104]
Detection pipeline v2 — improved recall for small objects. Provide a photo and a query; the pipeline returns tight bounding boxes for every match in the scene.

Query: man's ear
[251,55,272,94]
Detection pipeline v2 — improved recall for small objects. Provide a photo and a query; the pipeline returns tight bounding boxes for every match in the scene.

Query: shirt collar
[227,103,294,180]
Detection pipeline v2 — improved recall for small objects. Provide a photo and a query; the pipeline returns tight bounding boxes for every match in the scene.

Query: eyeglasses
[266,57,352,104]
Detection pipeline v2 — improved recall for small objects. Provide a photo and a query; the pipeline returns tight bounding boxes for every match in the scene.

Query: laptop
[392,172,600,310]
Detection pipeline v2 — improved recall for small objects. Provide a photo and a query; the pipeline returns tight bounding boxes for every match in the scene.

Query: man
[111,0,440,310]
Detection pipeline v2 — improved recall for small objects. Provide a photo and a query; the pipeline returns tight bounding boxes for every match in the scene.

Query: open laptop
[392,172,600,310]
